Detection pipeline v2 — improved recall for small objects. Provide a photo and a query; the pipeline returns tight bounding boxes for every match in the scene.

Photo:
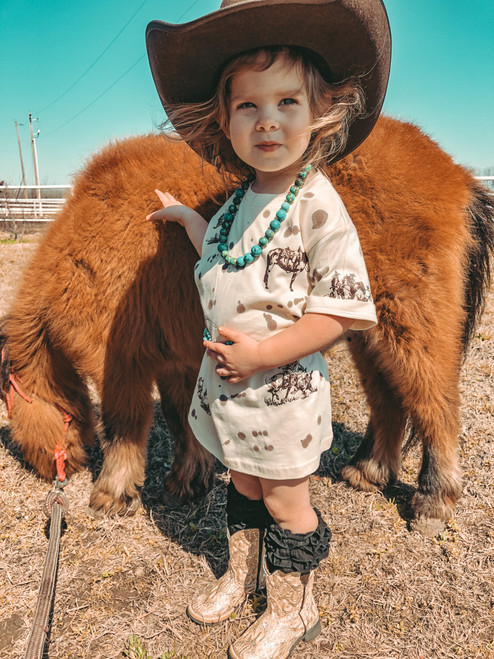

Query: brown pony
[1,117,492,536]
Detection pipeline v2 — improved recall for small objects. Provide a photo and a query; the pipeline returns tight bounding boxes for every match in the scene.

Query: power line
[38,0,205,138]
[41,55,146,138]
[36,0,151,115]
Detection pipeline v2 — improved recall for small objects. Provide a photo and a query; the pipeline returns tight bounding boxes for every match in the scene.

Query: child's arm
[147,189,208,256]
[204,313,354,383]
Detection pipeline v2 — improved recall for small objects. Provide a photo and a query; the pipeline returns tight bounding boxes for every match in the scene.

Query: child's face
[226,58,312,185]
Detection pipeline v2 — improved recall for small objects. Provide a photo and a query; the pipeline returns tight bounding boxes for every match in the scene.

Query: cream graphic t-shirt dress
[188,170,377,479]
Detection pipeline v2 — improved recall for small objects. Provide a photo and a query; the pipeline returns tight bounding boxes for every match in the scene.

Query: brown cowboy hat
[146,0,391,163]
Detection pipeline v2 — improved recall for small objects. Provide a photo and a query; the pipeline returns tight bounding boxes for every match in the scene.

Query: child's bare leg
[260,476,318,533]
[230,469,263,500]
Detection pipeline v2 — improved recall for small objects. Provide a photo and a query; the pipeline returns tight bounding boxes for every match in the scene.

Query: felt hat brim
[146,0,391,163]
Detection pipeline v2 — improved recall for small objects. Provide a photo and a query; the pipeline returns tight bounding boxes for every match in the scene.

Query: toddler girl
[146,2,390,657]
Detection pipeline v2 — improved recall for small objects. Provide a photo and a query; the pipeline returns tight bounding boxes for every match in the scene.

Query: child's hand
[146,189,187,225]
[204,327,263,384]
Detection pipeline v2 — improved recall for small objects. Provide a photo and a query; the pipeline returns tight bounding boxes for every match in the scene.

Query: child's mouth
[256,142,281,152]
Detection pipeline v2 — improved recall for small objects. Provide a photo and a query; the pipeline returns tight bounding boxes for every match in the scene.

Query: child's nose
[256,108,279,132]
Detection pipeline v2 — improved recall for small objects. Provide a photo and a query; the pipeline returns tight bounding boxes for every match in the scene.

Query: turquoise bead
[290,186,299,195]
[270,219,281,231]
[229,204,236,213]
[235,188,245,198]
[244,252,254,263]
[218,243,227,253]
[286,193,295,203]
[220,228,228,236]
[299,171,307,179]
[251,245,262,256]
[259,236,268,246]
[236,256,245,267]
[281,202,290,211]
[294,178,303,187]
[265,228,274,239]
[276,209,287,221]
[223,212,233,221]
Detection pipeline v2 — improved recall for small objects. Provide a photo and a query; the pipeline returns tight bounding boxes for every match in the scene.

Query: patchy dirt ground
[0,230,493,659]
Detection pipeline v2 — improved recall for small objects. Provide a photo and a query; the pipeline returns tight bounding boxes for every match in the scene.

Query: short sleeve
[298,175,377,331]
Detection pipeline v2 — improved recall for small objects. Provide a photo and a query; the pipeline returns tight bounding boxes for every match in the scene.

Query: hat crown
[220,0,252,7]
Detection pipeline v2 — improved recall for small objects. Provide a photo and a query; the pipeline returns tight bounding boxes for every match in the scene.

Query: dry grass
[0,231,493,659]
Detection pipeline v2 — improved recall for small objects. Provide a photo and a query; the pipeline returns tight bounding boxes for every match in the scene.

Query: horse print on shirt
[264,361,318,407]
[264,246,308,291]
[196,377,211,415]
[328,271,373,302]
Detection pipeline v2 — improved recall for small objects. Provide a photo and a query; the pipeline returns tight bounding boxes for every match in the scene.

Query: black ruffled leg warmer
[264,508,332,574]
[226,480,274,535]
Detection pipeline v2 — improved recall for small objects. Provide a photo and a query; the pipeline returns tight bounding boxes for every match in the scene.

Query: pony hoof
[341,464,380,492]
[410,516,445,537]
[162,490,188,509]
[88,487,141,516]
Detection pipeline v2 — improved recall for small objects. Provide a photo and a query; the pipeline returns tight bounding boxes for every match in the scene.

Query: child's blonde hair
[163,46,365,178]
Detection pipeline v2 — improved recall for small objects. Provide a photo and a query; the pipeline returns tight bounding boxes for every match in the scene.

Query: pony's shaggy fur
[1,117,493,536]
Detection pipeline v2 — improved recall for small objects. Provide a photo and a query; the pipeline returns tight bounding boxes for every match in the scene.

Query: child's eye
[280,98,297,106]
[236,101,256,109]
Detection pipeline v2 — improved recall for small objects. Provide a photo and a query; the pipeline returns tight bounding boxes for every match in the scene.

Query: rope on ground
[23,484,69,659]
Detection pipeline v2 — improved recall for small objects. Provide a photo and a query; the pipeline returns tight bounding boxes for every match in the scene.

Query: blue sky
[1,0,493,185]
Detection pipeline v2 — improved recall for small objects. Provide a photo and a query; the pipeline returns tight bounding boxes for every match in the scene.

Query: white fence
[1,177,493,225]
[0,185,72,222]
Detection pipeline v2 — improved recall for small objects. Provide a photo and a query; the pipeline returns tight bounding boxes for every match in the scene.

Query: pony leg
[408,391,462,536]
[89,368,154,515]
[341,335,407,491]
[157,369,214,506]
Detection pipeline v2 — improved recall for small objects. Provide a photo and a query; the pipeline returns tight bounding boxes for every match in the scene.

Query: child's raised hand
[204,326,263,384]
[146,189,187,225]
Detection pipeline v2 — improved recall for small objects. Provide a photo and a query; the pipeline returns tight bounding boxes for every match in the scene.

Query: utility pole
[29,112,41,216]
[15,121,28,199]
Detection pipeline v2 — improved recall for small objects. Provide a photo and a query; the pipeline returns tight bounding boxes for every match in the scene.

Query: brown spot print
[294,297,305,305]
[263,430,268,436]
[219,394,228,406]
[263,210,270,218]
[263,313,278,331]
[303,192,314,198]
[287,301,293,308]
[283,227,293,238]
[237,301,246,313]
[238,432,246,440]
[253,446,260,452]
[301,434,313,448]
[208,299,213,309]
[265,445,274,451]
[191,409,196,418]
[277,304,283,308]
[266,304,273,310]
[312,209,329,229]
[224,440,231,445]
[292,225,300,235]
[317,415,322,425]
[252,431,258,437]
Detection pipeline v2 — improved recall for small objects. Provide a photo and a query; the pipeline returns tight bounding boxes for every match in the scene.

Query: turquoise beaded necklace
[216,164,312,269]
[204,164,312,345]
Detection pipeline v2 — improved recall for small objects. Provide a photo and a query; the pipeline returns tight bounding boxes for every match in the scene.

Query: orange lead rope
[54,406,72,485]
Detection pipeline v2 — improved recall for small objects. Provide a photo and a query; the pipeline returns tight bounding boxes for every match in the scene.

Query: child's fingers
[155,189,181,207]
[217,326,241,342]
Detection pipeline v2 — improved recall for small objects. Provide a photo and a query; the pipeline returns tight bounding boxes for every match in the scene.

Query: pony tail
[462,182,494,349]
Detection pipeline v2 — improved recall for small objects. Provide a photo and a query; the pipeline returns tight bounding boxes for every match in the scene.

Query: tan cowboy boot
[228,565,321,659]
[187,527,264,624]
